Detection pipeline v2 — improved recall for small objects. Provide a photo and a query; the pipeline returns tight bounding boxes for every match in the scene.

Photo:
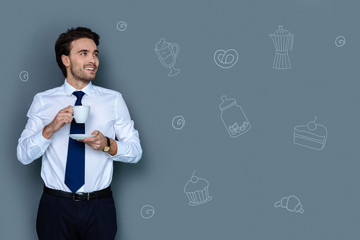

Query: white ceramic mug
[73,106,90,123]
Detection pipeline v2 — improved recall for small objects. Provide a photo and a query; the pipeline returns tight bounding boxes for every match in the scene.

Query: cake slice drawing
[184,171,212,206]
[293,116,327,151]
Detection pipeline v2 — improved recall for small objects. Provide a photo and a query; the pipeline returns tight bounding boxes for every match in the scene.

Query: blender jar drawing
[219,95,251,137]
[269,25,294,70]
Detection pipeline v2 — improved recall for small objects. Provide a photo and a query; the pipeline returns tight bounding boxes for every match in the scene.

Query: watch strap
[102,137,111,152]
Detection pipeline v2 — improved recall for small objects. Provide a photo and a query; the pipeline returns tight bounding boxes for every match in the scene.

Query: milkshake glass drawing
[155,38,180,77]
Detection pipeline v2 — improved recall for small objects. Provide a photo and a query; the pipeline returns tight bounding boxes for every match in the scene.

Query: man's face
[64,38,99,82]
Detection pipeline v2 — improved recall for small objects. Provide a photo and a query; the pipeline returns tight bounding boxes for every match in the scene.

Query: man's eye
[94,53,99,57]
[81,52,86,56]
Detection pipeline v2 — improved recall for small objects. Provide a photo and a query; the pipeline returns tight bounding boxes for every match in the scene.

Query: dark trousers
[36,192,117,240]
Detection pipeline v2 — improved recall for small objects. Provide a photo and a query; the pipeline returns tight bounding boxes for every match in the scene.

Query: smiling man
[17,27,142,240]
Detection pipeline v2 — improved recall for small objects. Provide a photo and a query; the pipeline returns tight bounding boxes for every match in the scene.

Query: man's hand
[81,130,118,156]
[82,130,107,151]
[43,106,73,139]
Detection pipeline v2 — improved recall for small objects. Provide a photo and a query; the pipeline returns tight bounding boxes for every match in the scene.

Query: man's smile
[85,65,97,72]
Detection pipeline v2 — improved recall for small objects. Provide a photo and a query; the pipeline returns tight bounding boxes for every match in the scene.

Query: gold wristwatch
[102,137,110,152]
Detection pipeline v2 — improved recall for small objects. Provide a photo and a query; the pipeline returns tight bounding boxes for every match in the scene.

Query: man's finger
[61,106,73,113]
[83,136,96,142]
[62,109,73,114]
[60,112,73,117]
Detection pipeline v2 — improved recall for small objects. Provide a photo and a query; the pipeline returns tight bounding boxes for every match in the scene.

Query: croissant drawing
[274,195,304,214]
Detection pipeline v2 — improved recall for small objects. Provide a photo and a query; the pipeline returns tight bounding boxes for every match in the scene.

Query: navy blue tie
[65,91,85,193]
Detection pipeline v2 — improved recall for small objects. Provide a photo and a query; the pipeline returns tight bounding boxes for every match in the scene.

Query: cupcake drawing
[184,171,212,206]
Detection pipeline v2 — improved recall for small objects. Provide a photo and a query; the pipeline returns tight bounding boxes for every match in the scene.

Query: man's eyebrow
[77,49,99,53]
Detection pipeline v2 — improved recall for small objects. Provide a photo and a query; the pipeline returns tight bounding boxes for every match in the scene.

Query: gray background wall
[1,0,360,239]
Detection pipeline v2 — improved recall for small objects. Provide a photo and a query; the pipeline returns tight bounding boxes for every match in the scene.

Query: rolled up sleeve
[17,94,52,165]
[109,93,142,163]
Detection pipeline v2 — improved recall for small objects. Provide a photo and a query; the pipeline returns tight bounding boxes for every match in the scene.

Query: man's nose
[87,57,96,65]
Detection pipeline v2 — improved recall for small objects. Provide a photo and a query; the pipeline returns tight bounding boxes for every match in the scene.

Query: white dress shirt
[17,79,142,192]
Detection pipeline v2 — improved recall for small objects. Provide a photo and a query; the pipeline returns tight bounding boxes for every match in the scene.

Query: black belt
[44,185,112,201]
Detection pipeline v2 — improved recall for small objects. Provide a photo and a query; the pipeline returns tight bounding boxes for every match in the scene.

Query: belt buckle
[72,193,90,201]
[73,193,82,201]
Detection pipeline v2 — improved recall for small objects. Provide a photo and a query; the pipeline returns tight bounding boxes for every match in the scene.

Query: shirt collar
[63,79,94,96]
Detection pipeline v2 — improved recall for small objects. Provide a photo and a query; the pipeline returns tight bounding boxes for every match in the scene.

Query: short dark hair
[55,27,100,77]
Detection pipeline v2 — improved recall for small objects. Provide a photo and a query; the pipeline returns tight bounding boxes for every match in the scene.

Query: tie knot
[73,91,85,106]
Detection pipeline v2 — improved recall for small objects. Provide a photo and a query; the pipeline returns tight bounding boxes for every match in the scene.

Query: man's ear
[62,55,70,67]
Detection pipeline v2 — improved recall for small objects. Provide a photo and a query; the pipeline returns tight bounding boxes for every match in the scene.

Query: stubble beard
[70,63,97,83]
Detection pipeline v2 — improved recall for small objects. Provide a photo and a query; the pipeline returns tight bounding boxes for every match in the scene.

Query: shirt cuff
[108,140,126,158]
[107,139,141,163]
[33,130,52,150]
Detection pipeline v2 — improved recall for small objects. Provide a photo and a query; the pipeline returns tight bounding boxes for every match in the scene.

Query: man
[17,27,142,240]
